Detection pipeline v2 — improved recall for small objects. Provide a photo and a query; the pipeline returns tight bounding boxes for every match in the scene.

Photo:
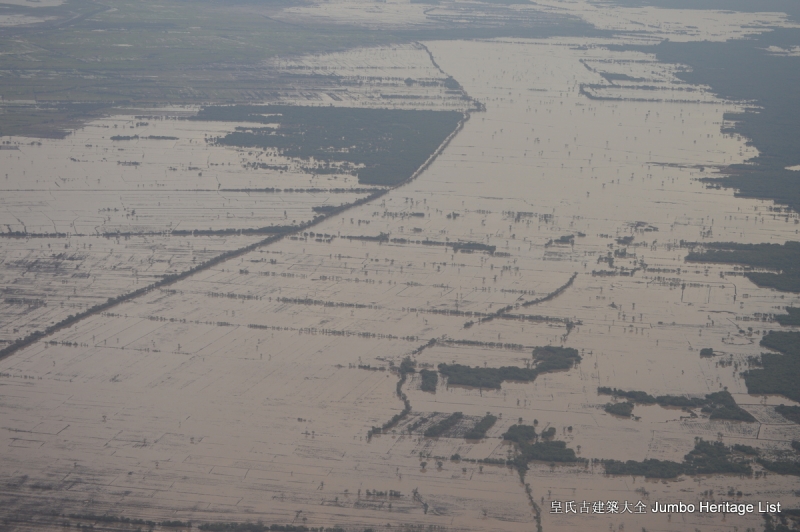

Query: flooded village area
[1,1,800,531]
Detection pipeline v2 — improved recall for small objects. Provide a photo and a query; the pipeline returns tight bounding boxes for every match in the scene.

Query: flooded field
[0,42,476,346]
[1,1,800,531]
[0,113,367,345]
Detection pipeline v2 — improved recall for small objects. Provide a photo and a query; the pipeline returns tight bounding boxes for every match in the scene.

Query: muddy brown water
[1,23,800,532]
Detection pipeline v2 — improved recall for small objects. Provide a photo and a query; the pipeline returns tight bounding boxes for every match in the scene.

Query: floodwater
[1,6,800,532]
[0,113,371,344]
[0,42,473,345]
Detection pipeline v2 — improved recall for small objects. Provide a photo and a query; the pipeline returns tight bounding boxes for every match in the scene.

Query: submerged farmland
[1,2,800,532]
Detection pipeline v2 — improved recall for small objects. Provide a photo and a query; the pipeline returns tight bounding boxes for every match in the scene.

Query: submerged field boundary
[0,90,477,363]
[464,272,578,328]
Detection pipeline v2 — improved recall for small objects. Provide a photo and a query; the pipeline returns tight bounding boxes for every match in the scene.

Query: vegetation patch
[406,415,431,433]
[540,427,556,440]
[520,440,578,463]
[775,307,800,326]
[465,275,579,328]
[685,241,800,293]
[419,369,438,392]
[439,346,580,390]
[67,514,159,527]
[399,356,416,375]
[684,439,753,475]
[0,0,403,136]
[110,135,178,141]
[598,387,658,404]
[532,345,581,371]
[497,424,583,482]
[603,439,753,479]
[520,273,578,308]
[757,459,800,477]
[195,105,463,186]
[545,234,575,246]
[775,404,800,424]
[503,424,537,444]
[603,458,685,479]
[743,331,800,402]
[732,444,760,456]
[451,242,496,254]
[640,32,800,214]
[424,412,464,437]
[464,414,498,439]
[604,402,634,417]
[438,363,537,389]
[513,441,583,473]
[703,391,757,422]
[597,387,755,421]
[764,511,800,532]
[367,357,413,439]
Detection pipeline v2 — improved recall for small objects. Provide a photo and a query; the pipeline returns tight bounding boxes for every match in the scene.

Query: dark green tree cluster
[464,414,497,440]
[743,331,800,402]
[110,135,178,141]
[161,521,193,528]
[531,346,581,372]
[760,331,800,357]
[437,346,580,390]
[685,241,800,293]
[67,514,160,527]
[757,458,800,477]
[775,307,800,326]
[494,424,583,480]
[437,363,537,389]
[399,356,416,375]
[597,387,754,421]
[776,404,800,423]
[603,458,685,479]
[646,32,800,214]
[684,439,753,475]
[654,395,709,408]
[419,369,438,392]
[604,402,634,417]
[704,391,757,422]
[597,387,658,404]
[406,415,431,433]
[513,441,582,473]
[502,424,537,444]
[424,412,463,438]
[603,439,753,479]
[450,242,496,254]
[732,444,760,456]
[194,105,462,186]
[367,357,414,439]
[763,511,800,532]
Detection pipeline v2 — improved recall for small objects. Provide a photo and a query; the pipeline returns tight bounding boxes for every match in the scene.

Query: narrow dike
[464,272,578,328]
[366,364,413,441]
